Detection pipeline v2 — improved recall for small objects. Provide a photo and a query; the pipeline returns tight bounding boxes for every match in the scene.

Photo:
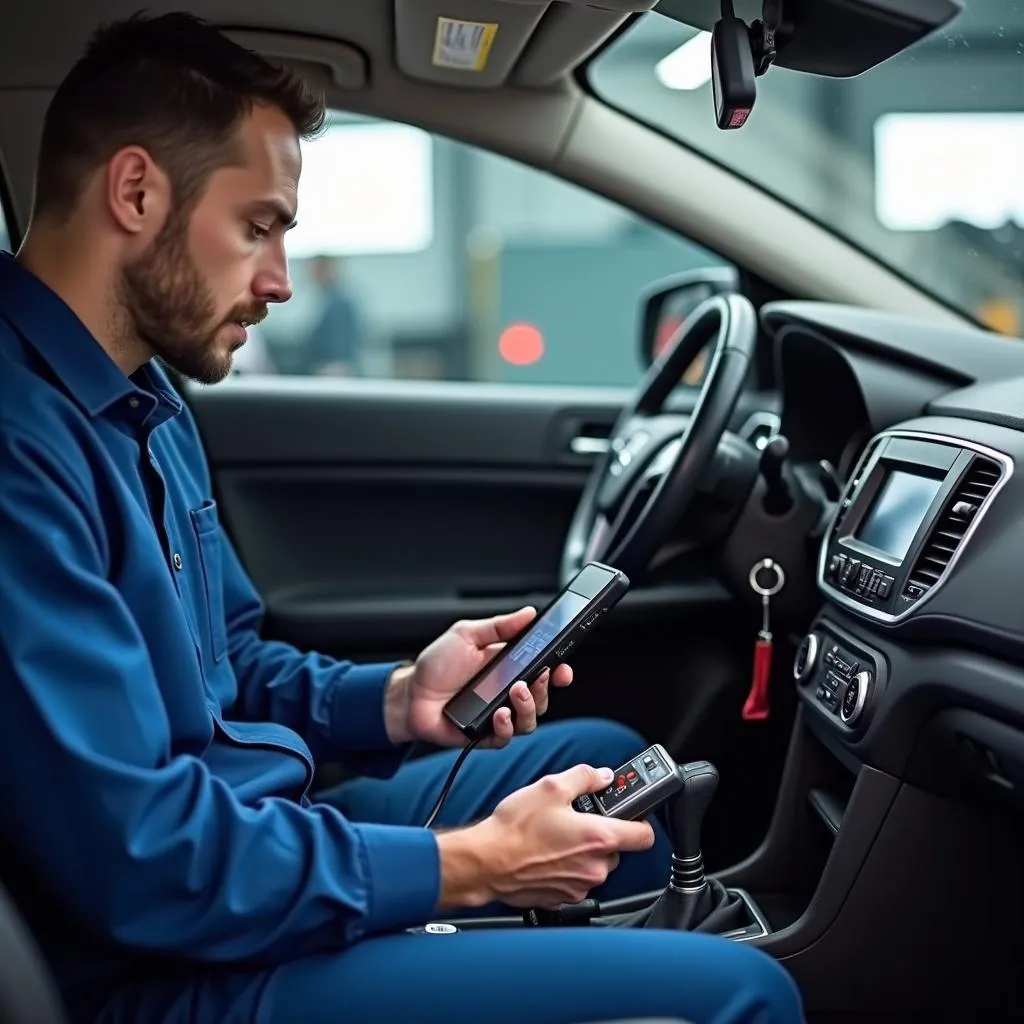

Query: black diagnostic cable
[422,736,484,828]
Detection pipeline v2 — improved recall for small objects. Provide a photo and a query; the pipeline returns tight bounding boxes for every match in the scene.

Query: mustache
[226,305,269,328]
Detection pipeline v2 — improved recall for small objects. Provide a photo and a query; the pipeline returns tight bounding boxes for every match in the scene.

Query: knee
[562,717,648,768]
[722,943,805,1023]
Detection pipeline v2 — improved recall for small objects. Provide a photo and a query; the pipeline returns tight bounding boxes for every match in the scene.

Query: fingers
[604,818,657,853]
[548,663,573,688]
[555,763,615,799]
[455,607,536,648]
[488,704,515,747]
[514,664,570,728]
[483,673,551,747]
[526,672,549,718]
[509,680,537,733]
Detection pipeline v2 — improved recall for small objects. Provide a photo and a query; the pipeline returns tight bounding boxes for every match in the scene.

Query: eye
[248,222,270,241]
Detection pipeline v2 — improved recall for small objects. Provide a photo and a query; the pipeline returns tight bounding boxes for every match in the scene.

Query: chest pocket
[189,500,227,664]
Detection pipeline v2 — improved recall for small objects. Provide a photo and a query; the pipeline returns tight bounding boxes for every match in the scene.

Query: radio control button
[877,576,892,599]
[841,670,871,726]
[793,633,820,683]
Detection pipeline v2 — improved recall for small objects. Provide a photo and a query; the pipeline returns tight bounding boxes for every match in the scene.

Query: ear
[104,146,171,238]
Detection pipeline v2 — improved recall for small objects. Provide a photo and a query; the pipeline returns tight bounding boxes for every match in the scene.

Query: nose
[253,247,293,305]
[253,270,293,305]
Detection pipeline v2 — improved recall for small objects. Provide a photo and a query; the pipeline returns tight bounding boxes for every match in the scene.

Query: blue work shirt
[0,253,440,993]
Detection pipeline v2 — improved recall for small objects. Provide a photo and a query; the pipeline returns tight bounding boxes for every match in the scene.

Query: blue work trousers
[91,719,804,1023]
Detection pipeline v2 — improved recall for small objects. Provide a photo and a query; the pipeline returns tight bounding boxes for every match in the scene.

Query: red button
[616,775,626,788]
[627,771,637,780]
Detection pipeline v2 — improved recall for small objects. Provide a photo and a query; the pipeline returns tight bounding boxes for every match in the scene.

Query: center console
[817,430,1009,622]
[794,629,883,729]
[440,423,1024,1019]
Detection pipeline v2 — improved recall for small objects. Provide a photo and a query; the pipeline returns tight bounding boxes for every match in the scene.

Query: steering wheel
[560,293,758,587]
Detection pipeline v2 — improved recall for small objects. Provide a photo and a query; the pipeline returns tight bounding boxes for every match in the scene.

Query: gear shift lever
[644,760,748,932]
[645,761,717,928]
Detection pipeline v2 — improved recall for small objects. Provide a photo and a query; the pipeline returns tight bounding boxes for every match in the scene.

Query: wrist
[435,819,503,911]
[383,663,416,746]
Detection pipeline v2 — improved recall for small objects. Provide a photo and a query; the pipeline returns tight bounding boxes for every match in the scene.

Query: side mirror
[638,267,741,378]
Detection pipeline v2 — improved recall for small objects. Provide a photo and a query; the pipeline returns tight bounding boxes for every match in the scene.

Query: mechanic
[0,13,804,1024]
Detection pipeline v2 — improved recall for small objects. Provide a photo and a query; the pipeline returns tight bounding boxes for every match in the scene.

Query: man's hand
[435,764,656,911]
[385,607,573,749]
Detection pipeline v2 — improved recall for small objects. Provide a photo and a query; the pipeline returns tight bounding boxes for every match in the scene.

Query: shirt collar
[0,251,181,425]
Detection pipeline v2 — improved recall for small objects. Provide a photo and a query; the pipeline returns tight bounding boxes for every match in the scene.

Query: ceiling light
[655,32,712,91]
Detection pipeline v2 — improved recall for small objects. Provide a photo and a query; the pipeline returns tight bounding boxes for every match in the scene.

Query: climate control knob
[793,633,820,683]
[840,670,872,726]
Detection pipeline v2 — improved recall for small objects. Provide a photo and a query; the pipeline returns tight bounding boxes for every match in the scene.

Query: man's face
[119,105,300,384]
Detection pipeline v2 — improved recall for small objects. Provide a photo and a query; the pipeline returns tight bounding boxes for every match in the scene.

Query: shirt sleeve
[0,425,440,963]
[220,529,413,776]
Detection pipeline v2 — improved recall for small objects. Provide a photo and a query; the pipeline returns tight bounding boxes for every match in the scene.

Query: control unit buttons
[573,793,595,813]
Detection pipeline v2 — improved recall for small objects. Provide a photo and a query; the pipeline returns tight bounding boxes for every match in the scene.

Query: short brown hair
[34,11,326,219]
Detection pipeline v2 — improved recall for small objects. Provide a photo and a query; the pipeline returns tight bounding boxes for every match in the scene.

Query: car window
[0,201,9,252]
[588,4,1024,336]
[238,114,734,386]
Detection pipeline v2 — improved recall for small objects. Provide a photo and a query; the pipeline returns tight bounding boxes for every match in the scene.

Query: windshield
[588,2,1024,336]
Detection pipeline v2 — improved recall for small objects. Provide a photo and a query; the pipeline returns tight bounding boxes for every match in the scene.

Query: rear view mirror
[659,0,963,129]
[638,267,740,378]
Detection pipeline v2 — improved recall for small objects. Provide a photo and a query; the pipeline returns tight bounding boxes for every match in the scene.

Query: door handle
[569,435,611,456]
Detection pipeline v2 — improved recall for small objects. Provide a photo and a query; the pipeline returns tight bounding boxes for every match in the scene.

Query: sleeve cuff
[356,822,441,935]
[330,661,411,777]
[330,661,402,752]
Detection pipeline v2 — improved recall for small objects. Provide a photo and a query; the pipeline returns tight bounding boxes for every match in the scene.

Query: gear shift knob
[645,760,727,932]
[666,760,719,863]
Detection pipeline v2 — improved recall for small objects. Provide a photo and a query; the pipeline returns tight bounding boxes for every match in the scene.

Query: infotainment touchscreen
[855,470,942,560]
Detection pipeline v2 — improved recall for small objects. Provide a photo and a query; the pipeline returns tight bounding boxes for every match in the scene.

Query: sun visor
[223,29,368,91]
[393,0,658,89]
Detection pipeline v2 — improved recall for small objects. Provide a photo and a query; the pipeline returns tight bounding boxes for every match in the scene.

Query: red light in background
[653,315,685,358]
[498,322,545,366]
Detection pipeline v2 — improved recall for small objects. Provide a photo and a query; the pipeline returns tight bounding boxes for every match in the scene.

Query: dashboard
[759,300,1024,811]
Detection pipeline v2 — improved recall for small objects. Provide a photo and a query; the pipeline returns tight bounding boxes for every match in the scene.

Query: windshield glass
[588,2,1024,336]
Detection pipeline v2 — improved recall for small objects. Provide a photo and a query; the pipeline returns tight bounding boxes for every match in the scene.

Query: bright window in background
[655,31,711,91]
[589,3,1024,335]
[875,113,1024,231]
[236,114,732,385]
[287,121,434,258]
[0,203,9,252]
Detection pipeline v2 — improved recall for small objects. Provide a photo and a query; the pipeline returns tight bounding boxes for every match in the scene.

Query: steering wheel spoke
[582,513,613,564]
[559,294,758,587]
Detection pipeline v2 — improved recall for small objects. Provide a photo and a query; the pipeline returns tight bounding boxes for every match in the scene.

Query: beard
[117,210,266,385]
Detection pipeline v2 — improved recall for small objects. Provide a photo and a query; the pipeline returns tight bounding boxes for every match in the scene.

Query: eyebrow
[247,199,298,231]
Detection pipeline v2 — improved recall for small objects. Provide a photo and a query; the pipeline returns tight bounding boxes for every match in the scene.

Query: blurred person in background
[304,253,364,375]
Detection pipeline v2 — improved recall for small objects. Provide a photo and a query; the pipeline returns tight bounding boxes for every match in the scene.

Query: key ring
[748,558,786,597]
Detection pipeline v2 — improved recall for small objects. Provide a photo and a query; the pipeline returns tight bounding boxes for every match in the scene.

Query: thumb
[557,763,615,799]
[493,605,537,639]
[458,606,536,647]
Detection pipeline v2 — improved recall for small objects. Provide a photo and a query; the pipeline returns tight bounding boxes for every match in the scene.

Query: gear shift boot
[642,760,751,934]
[645,874,748,932]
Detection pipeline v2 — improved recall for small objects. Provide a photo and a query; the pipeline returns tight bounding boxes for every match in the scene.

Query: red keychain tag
[742,559,785,721]
[743,624,773,721]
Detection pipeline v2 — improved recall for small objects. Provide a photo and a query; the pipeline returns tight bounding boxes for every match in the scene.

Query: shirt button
[128,396,140,409]
[172,552,183,571]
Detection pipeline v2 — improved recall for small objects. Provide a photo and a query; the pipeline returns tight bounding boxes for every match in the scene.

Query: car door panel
[189,378,752,655]
[189,377,786,866]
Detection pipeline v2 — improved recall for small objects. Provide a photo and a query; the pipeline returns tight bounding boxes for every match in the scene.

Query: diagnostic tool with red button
[572,744,684,821]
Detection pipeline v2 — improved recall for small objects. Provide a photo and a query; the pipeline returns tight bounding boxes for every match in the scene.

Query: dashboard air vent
[905,456,1002,596]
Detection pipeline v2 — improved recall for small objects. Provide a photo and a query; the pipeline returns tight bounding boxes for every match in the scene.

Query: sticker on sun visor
[432,17,498,71]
